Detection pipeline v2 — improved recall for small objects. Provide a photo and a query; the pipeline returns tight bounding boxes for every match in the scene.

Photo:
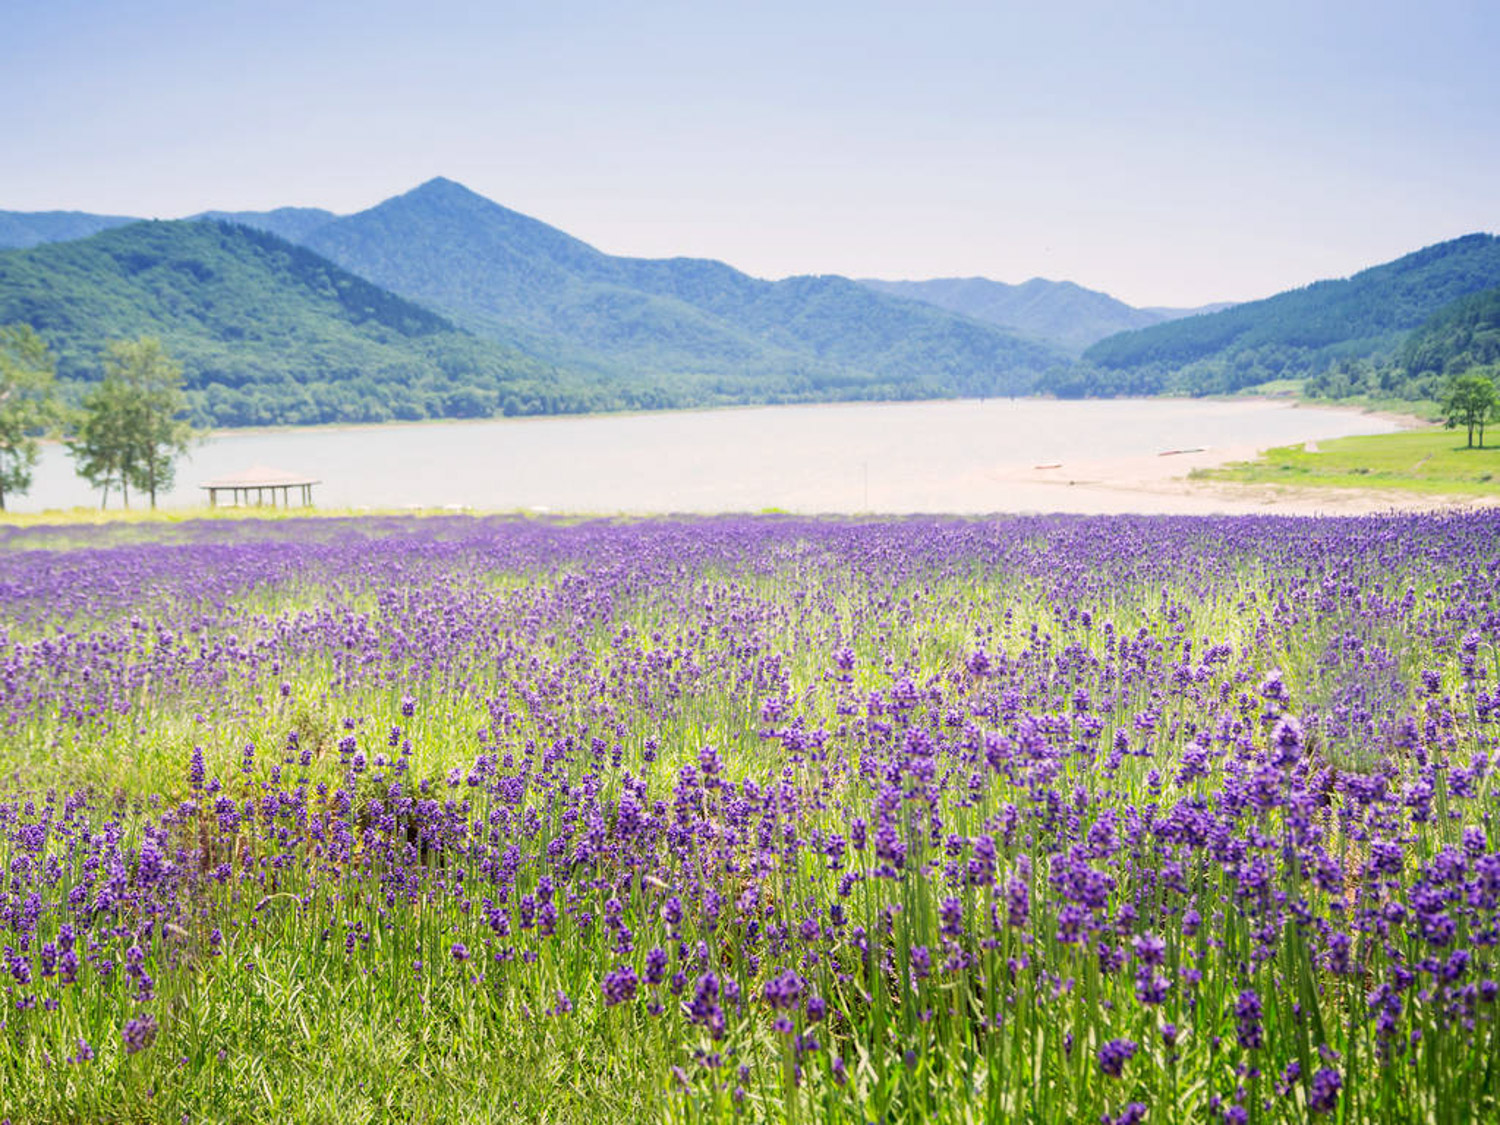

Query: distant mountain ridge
[1,182,1071,396]
[1,187,1186,362]
[0,210,138,249]
[191,207,340,243]
[857,276,1229,353]
[3,184,1496,414]
[293,177,1065,394]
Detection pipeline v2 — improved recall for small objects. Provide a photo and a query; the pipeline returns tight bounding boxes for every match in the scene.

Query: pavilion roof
[200,465,321,489]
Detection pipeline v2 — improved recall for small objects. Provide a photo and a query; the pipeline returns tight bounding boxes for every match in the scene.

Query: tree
[1440,369,1499,448]
[0,324,60,511]
[68,377,139,509]
[68,337,197,508]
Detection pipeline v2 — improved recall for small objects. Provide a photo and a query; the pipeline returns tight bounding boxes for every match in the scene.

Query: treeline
[1298,284,1500,403]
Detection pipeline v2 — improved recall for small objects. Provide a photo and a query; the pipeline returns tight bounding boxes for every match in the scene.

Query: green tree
[68,337,197,509]
[68,376,138,508]
[0,324,60,510]
[1440,369,1499,448]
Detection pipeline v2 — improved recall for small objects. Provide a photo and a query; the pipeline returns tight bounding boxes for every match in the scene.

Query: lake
[18,398,1405,515]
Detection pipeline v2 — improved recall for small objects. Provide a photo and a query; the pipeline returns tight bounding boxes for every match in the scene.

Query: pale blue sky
[3,0,1496,305]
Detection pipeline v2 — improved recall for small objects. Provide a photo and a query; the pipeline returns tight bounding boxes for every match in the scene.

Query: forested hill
[1075,233,1500,394]
[0,220,595,426]
[297,177,1065,395]
[1400,285,1500,376]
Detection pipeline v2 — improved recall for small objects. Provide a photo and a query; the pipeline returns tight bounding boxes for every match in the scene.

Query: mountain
[191,207,339,243]
[19,183,1487,414]
[1142,302,1237,320]
[0,210,138,250]
[297,177,1065,395]
[857,276,1226,353]
[1077,233,1500,395]
[0,220,591,426]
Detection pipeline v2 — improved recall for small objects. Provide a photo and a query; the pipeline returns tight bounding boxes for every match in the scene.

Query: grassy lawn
[1196,427,1500,495]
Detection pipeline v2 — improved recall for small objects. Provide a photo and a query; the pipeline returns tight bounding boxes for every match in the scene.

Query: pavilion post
[201,470,321,510]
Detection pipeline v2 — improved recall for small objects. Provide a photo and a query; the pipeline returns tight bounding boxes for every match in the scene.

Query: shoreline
[4,487,1494,527]
[33,391,1430,445]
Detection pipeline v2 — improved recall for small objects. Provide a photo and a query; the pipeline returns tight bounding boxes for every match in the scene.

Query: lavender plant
[0,513,1497,1123]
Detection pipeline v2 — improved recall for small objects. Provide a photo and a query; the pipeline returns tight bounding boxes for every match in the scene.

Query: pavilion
[200,466,320,508]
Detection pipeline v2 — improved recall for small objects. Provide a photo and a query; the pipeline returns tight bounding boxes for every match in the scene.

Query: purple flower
[763,968,805,1010]
[1270,715,1303,766]
[1098,1038,1137,1078]
[122,1014,158,1054]
[1007,874,1031,928]
[1235,990,1263,1050]
[1134,967,1170,1005]
[1133,933,1167,965]
[910,946,932,980]
[602,964,639,1006]
[940,896,964,937]
[1308,1067,1341,1114]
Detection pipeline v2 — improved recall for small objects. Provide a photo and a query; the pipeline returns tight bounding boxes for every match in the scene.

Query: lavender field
[1,513,1498,1124]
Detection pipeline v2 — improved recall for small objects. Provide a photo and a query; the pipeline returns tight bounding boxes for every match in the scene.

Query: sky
[3,0,1498,307]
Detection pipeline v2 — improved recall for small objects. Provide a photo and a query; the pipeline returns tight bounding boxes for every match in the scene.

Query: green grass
[0,504,482,526]
[1195,427,1500,496]
[1230,377,1306,397]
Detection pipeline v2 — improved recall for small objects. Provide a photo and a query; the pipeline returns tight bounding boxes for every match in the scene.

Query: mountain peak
[403,176,490,205]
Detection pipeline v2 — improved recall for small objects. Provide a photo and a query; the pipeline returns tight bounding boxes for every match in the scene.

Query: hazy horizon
[4,0,1498,307]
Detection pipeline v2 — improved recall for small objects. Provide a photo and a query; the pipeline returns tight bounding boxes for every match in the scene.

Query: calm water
[19,398,1401,515]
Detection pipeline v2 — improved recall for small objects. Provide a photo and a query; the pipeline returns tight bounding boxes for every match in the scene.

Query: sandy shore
[980,442,1499,516]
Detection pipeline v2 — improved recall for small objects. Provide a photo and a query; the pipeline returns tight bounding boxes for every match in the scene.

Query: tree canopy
[1440,370,1499,448]
[67,336,198,508]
